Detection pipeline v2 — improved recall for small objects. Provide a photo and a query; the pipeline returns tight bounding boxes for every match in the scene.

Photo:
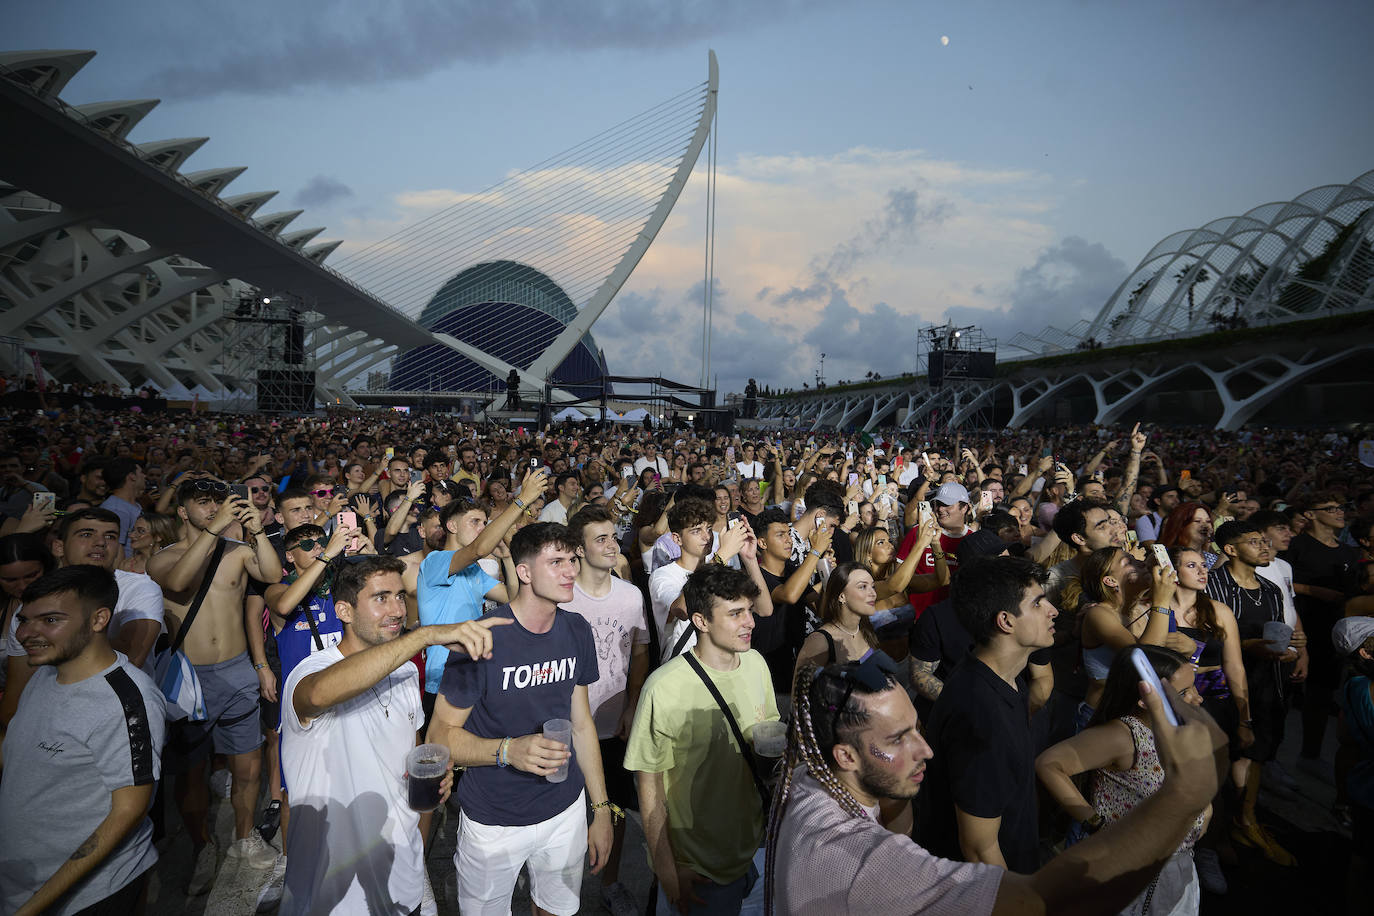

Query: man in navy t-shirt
[429,523,615,916]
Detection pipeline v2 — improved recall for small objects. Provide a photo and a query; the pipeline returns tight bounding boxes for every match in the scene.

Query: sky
[11,0,1374,395]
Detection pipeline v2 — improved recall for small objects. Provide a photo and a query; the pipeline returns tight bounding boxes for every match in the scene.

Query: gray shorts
[167,652,264,769]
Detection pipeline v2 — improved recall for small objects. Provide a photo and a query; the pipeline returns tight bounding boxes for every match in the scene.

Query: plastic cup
[752,720,787,758]
[1262,620,1293,654]
[543,718,573,783]
[406,743,450,812]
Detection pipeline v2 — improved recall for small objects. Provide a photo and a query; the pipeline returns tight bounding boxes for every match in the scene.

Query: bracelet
[590,800,625,822]
[497,736,512,767]
[931,550,946,560]
[248,528,265,537]
[1151,606,1172,616]
[809,549,824,560]
[253,662,268,671]
[1082,813,1107,835]
[512,497,527,511]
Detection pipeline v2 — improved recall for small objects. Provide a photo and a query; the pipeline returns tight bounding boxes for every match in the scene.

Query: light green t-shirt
[624,648,779,884]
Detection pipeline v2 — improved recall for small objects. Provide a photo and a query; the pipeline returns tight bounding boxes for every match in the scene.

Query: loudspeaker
[257,370,315,413]
[284,322,305,365]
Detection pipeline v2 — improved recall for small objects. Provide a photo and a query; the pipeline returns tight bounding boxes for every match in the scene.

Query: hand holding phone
[338,510,360,552]
[1151,543,1174,574]
[1130,647,1180,727]
[978,490,993,513]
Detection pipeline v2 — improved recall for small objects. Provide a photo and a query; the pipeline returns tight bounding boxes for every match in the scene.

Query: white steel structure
[0,48,719,408]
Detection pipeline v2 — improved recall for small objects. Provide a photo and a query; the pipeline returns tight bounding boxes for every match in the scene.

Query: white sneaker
[227,832,280,870]
[187,840,220,896]
[420,868,437,916]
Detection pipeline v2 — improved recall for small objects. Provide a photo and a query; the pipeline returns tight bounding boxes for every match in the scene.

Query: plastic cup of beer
[543,718,573,783]
[406,743,450,812]
[752,720,787,758]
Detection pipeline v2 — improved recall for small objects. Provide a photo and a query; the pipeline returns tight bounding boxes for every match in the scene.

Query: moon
[940,35,949,46]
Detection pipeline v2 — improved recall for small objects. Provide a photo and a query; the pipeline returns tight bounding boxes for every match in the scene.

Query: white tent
[619,407,649,423]
[553,406,590,422]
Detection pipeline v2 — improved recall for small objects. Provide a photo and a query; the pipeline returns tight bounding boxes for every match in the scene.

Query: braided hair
[763,662,895,915]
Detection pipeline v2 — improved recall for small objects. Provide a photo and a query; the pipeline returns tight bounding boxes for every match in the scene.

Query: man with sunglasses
[148,477,286,892]
[1281,492,1361,781]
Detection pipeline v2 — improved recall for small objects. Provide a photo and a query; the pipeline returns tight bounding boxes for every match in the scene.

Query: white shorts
[455,790,587,916]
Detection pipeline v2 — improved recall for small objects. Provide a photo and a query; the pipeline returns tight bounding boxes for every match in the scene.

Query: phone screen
[230,483,250,501]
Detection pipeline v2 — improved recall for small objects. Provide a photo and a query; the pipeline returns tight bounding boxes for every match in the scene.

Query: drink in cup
[1262,620,1293,654]
[752,720,787,758]
[543,718,573,783]
[406,743,450,812]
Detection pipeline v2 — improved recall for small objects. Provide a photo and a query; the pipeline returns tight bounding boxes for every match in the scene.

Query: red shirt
[895,527,966,620]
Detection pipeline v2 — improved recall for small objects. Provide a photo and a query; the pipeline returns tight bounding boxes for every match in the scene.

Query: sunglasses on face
[288,538,325,552]
[311,488,336,497]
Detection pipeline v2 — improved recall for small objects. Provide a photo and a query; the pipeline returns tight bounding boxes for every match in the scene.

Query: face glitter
[868,743,894,763]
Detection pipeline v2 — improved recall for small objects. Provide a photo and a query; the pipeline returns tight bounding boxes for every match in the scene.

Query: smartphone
[621,465,634,479]
[877,474,887,486]
[384,447,394,460]
[847,500,859,517]
[530,457,540,468]
[918,501,934,526]
[1179,469,1192,485]
[32,491,56,513]
[230,483,250,501]
[338,510,360,552]
[1126,530,1139,548]
[1041,446,1053,458]
[1129,647,1180,727]
[847,472,859,487]
[1151,543,1174,574]
[728,510,744,528]
[1018,463,1029,476]
[409,469,425,485]
[978,490,993,513]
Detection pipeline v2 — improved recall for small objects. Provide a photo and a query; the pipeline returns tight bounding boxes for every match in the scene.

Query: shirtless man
[399,506,443,629]
[148,478,284,894]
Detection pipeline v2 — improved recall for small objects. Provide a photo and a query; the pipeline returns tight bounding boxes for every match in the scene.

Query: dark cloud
[800,289,922,382]
[294,175,355,208]
[943,235,1127,348]
[813,187,949,280]
[139,0,833,99]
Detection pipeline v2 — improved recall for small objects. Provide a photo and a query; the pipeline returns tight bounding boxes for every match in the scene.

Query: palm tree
[1173,263,1211,324]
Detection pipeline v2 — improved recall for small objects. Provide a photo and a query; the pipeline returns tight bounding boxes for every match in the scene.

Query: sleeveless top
[1177,623,1229,699]
[1091,715,1206,849]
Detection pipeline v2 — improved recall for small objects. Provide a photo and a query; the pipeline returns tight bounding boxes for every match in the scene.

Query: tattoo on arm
[69,831,99,860]
[910,658,944,700]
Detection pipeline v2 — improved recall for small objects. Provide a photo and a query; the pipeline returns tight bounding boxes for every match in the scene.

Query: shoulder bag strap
[167,538,229,656]
[669,621,695,658]
[682,651,770,807]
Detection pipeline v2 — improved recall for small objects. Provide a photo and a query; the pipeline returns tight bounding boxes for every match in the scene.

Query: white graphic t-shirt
[563,577,650,739]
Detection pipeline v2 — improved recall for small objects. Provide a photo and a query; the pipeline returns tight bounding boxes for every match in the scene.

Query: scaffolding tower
[219,291,316,413]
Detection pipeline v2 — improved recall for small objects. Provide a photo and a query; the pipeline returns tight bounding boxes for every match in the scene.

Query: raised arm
[294,618,509,724]
[446,468,549,577]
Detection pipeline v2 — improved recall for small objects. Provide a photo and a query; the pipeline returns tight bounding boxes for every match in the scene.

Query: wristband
[1152,606,1172,616]
[590,800,625,822]
[253,662,268,671]
[497,736,512,767]
[809,549,824,560]
[248,528,265,537]
[512,497,527,511]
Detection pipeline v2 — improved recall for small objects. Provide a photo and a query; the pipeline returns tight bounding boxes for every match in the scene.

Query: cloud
[330,146,1067,394]
[139,0,834,99]
[943,235,1128,352]
[294,175,355,208]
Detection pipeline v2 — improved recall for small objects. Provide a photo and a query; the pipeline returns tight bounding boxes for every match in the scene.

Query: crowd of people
[0,403,1370,915]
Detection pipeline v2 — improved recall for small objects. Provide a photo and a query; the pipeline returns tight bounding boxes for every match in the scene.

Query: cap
[1332,616,1374,656]
[957,529,1008,564]
[932,482,970,506]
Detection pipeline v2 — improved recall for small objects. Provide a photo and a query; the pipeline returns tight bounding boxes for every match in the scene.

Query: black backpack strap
[167,537,229,656]
[682,651,770,808]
